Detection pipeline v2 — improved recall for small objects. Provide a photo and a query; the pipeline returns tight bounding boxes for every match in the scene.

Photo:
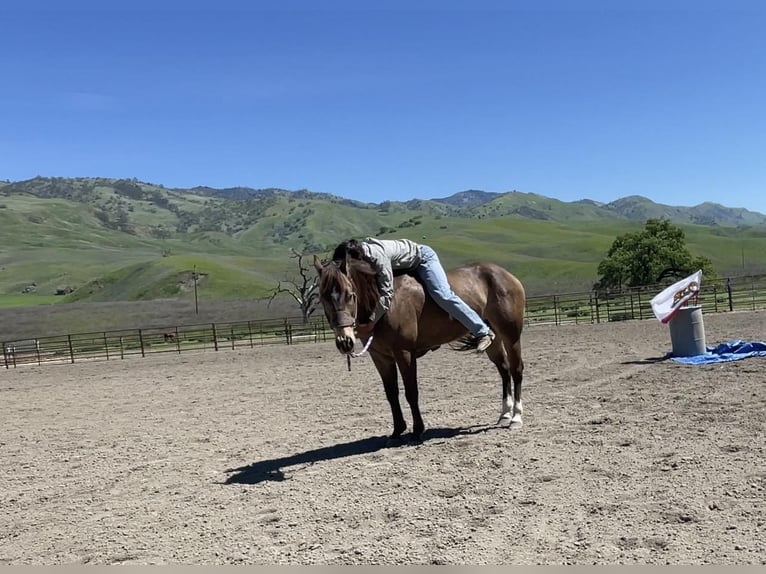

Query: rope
[346,334,374,371]
[351,334,374,357]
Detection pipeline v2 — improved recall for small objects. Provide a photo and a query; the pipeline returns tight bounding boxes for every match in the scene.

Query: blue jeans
[415,245,490,337]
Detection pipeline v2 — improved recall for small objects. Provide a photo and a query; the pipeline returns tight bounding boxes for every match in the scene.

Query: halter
[328,284,357,329]
[322,263,375,368]
[343,285,374,366]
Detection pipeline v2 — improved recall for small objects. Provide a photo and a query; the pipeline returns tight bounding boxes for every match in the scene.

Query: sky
[2,1,765,214]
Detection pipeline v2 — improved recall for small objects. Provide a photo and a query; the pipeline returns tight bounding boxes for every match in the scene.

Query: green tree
[594,219,717,290]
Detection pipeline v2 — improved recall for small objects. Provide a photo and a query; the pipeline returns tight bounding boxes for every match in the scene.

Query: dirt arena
[1,310,764,565]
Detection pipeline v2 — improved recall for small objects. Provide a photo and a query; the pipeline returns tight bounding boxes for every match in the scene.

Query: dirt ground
[1,310,764,565]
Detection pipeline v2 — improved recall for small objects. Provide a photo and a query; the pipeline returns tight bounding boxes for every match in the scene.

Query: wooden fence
[4,273,766,368]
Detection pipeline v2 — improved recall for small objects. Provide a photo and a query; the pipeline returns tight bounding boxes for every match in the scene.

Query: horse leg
[506,338,524,427]
[487,338,524,427]
[394,350,424,440]
[370,351,407,439]
[486,344,513,424]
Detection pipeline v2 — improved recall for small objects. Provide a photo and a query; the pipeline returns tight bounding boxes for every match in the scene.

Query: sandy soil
[1,310,765,565]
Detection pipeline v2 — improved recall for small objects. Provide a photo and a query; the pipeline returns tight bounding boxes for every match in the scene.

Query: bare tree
[268,248,320,324]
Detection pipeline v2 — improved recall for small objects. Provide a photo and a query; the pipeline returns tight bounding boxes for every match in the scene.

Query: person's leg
[415,245,491,337]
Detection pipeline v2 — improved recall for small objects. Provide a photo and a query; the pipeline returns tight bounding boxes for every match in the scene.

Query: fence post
[248,321,254,348]
[212,323,219,351]
[230,326,236,350]
[138,329,145,357]
[175,327,181,353]
[629,293,635,320]
[553,295,559,325]
[67,334,75,363]
[3,343,8,369]
[103,332,109,360]
[637,292,643,320]
[727,278,733,311]
[595,294,601,324]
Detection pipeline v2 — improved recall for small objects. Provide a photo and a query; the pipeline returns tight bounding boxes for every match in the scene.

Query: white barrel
[668,305,707,357]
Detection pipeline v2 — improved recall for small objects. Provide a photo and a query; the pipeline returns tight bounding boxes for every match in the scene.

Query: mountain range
[4,176,766,228]
[1,176,765,305]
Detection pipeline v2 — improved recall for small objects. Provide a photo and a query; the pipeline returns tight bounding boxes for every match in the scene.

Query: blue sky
[2,1,765,214]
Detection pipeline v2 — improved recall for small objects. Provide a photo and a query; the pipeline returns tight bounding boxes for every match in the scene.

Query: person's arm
[368,260,393,324]
[355,248,394,336]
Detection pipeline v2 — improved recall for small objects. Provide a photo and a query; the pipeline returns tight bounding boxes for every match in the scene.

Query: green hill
[1,176,766,309]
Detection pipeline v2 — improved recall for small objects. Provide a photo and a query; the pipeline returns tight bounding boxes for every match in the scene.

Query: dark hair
[332,239,364,262]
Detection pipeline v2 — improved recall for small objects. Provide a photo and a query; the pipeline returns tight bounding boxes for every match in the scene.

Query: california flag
[650,270,703,324]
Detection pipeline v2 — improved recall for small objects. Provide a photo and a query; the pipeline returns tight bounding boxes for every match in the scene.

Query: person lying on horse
[331,237,496,352]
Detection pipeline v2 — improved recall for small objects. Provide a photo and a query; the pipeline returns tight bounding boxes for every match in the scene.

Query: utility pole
[193,264,199,315]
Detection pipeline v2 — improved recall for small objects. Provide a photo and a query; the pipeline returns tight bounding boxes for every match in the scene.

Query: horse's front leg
[369,351,407,439]
[395,350,424,440]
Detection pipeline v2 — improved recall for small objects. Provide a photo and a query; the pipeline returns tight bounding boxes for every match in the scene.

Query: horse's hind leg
[486,345,513,424]
[506,339,524,427]
[487,338,524,427]
[370,351,407,439]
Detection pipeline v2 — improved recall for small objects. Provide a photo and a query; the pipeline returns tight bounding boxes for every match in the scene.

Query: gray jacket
[361,238,422,324]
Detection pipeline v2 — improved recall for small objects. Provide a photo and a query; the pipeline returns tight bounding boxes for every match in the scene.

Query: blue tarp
[670,340,766,364]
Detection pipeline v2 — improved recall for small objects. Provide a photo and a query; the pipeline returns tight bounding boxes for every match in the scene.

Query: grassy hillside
[2,177,766,313]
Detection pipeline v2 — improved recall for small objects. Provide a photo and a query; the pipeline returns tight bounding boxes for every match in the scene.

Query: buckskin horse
[313,252,526,441]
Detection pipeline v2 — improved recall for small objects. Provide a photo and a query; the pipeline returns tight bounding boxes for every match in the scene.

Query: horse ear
[313,255,324,274]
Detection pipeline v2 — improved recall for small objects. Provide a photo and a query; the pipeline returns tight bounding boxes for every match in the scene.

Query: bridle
[327,277,358,330]
[323,263,374,366]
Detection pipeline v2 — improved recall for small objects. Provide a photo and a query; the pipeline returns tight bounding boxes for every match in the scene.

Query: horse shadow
[222,424,495,485]
[621,355,670,365]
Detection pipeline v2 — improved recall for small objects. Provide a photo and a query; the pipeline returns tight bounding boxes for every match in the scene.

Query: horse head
[314,255,358,354]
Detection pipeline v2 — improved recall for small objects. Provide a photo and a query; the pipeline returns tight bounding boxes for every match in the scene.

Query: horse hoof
[497,413,511,424]
[509,419,523,430]
[386,435,404,447]
[408,432,424,444]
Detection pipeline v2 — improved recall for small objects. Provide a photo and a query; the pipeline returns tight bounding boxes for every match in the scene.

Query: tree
[268,248,320,324]
[594,219,717,290]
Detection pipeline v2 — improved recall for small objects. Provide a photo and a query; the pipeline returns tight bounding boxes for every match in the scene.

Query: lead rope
[346,334,374,371]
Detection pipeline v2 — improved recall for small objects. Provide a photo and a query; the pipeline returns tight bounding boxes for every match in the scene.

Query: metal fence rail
[4,274,766,368]
[524,274,766,326]
[3,317,333,368]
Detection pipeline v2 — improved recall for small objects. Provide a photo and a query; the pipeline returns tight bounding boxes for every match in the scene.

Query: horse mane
[346,259,380,323]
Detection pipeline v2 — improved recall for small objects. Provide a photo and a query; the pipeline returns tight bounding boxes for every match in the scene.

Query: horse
[313,253,525,441]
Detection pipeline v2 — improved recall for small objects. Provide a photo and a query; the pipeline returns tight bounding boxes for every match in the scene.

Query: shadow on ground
[222,424,496,485]
[621,355,670,365]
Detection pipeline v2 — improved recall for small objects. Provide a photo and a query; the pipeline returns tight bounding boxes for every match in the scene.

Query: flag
[650,270,703,324]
